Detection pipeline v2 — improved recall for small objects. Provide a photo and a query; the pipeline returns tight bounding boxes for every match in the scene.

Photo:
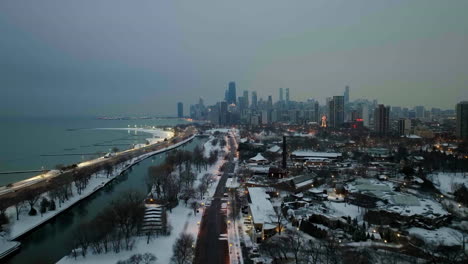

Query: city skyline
[1,0,468,117]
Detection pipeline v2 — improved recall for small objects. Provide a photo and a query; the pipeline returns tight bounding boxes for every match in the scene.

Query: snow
[249,153,268,162]
[325,201,364,220]
[58,205,204,264]
[267,145,281,153]
[4,134,196,243]
[247,188,276,226]
[58,129,236,264]
[95,127,174,148]
[0,239,20,259]
[407,227,468,247]
[384,198,448,219]
[291,150,342,158]
[429,172,468,195]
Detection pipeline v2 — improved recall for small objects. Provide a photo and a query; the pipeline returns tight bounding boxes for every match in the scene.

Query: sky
[1,0,467,117]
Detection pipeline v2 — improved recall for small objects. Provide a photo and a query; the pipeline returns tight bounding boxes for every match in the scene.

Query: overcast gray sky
[1,0,467,117]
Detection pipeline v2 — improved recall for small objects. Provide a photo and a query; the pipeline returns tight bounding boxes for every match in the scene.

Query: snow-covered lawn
[429,172,468,196]
[325,201,364,221]
[407,227,468,248]
[384,198,449,219]
[58,203,204,264]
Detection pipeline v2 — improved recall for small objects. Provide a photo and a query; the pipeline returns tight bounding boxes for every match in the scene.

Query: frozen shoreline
[0,134,196,260]
[95,127,174,147]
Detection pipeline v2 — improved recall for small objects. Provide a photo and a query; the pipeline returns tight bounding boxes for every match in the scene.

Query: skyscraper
[415,106,425,119]
[279,88,284,102]
[227,81,236,104]
[344,86,350,104]
[267,95,273,109]
[285,88,290,104]
[314,101,319,123]
[177,102,183,118]
[456,101,468,139]
[374,104,391,135]
[243,90,249,108]
[398,118,411,135]
[329,96,344,128]
[251,91,258,109]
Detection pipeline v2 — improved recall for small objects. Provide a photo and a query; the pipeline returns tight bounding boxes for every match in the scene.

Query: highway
[0,126,196,199]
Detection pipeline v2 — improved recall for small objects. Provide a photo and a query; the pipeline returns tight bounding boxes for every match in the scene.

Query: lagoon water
[0,117,189,186]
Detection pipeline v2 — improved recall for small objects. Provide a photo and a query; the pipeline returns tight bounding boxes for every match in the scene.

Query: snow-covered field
[58,129,234,264]
[407,227,467,248]
[429,172,468,196]
[58,203,204,264]
[325,201,364,221]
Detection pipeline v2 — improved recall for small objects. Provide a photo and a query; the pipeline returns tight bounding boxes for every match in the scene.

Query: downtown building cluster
[183,82,467,139]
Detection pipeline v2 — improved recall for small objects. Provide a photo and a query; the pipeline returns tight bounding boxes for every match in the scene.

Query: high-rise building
[314,102,319,122]
[177,102,183,118]
[361,104,369,127]
[227,81,236,104]
[415,106,425,119]
[374,104,390,135]
[243,90,249,108]
[220,101,228,125]
[267,95,273,109]
[279,88,284,102]
[344,86,350,104]
[398,118,411,135]
[251,91,258,108]
[456,101,468,139]
[285,88,290,104]
[329,96,344,128]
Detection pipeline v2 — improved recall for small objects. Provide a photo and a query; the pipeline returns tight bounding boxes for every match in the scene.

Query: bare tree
[284,229,305,264]
[269,206,286,235]
[190,201,199,215]
[24,188,42,215]
[117,253,157,264]
[171,233,195,264]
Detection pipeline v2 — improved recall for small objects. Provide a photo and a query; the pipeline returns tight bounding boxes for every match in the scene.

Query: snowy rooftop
[248,187,276,226]
[384,198,449,218]
[291,150,342,158]
[249,153,268,162]
[267,145,281,153]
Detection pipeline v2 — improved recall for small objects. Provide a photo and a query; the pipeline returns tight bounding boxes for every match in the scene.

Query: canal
[5,137,205,264]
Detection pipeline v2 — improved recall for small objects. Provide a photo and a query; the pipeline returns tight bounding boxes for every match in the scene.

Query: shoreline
[94,127,174,147]
[0,133,197,260]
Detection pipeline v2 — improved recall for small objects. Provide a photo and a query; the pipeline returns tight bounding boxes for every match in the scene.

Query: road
[194,133,237,264]
[0,126,196,199]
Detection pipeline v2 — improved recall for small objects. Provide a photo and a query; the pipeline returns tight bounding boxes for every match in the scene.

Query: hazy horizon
[1,0,468,117]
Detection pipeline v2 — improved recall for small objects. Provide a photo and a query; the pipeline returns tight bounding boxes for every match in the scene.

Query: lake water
[0,117,189,186]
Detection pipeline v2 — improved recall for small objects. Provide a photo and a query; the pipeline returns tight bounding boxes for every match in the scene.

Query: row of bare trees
[147,148,220,209]
[260,229,341,264]
[69,190,146,259]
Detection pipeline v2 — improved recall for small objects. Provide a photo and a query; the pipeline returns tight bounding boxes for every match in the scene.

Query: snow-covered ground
[429,172,468,196]
[0,134,195,259]
[407,227,468,248]
[58,203,204,264]
[325,201,365,221]
[58,130,234,264]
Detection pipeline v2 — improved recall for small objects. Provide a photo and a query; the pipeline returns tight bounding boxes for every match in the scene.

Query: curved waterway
[5,137,205,264]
